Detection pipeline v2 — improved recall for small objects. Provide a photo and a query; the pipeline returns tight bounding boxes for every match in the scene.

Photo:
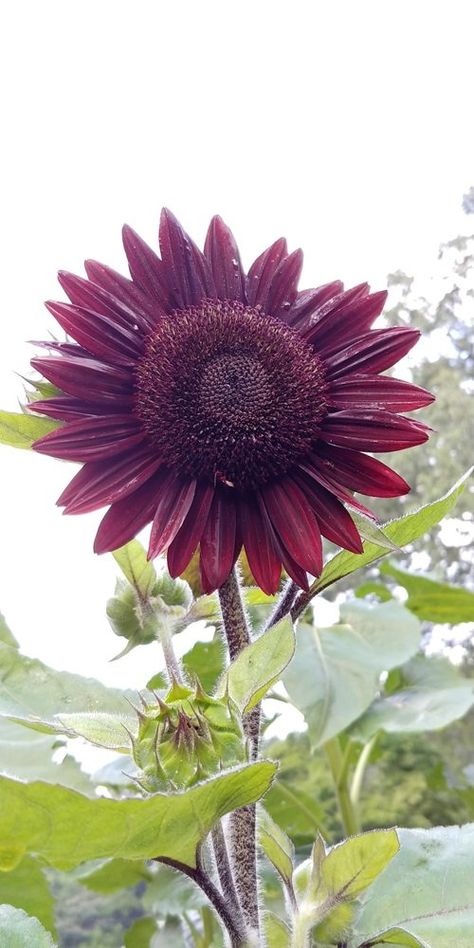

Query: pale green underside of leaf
[0,904,55,947]
[258,807,295,887]
[381,562,474,624]
[283,600,420,747]
[351,823,474,948]
[0,411,60,448]
[0,761,276,871]
[309,468,472,597]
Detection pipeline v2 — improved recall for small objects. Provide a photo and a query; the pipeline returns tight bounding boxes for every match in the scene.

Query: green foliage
[0,762,276,871]
[0,857,56,937]
[0,410,60,449]
[283,601,420,747]
[182,638,225,692]
[221,616,295,713]
[380,563,474,623]
[259,808,295,893]
[0,905,55,947]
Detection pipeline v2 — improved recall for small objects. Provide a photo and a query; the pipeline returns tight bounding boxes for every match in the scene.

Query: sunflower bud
[131,681,244,791]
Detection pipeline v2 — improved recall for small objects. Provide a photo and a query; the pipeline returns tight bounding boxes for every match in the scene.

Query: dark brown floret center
[135,299,328,489]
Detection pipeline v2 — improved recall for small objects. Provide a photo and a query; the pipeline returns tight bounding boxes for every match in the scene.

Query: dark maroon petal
[57,271,157,334]
[159,208,215,309]
[274,540,309,590]
[58,448,162,513]
[298,457,378,519]
[284,282,344,328]
[323,327,420,379]
[267,249,304,318]
[304,291,387,350]
[33,415,145,462]
[30,396,129,421]
[31,355,133,402]
[30,340,91,357]
[122,225,170,305]
[94,472,164,554]
[45,301,144,366]
[204,215,245,302]
[199,488,238,593]
[294,472,363,553]
[239,493,282,595]
[328,375,435,411]
[319,409,431,452]
[167,481,214,577]
[148,473,196,559]
[246,238,288,309]
[315,443,411,497]
[261,479,323,576]
[84,260,165,325]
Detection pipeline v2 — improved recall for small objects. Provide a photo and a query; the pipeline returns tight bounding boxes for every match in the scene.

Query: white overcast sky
[1,1,473,689]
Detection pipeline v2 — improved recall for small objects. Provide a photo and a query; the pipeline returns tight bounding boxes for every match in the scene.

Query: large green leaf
[357,928,426,947]
[143,864,206,916]
[353,655,474,739]
[258,808,295,890]
[0,614,18,648]
[381,563,474,624]
[0,716,92,793]
[0,411,60,449]
[0,905,55,947]
[221,617,295,713]
[77,858,151,894]
[0,857,55,937]
[283,601,420,746]
[124,917,157,948]
[182,638,225,692]
[350,824,474,948]
[307,470,472,597]
[0,761,276,871]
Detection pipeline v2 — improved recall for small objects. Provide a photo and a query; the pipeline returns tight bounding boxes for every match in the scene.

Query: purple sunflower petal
[322,327,421,378]
[262,478,323,576]
[57,271,157,334]
[246,238,288,309]
[328,375,435,411]
[304,290,387,350]
[298,457,379,519]
[319,409,431,452]
[94,472,164,554]
[267,249,304,318]
[31,354,133,402]
[315,443,411,497]
[204,215,245,302]
[240,493,282,595]
[33,415,145,462]
[45,301,144,366]
[84,260,165,325]
[199,487,238,593]
[30,396,129,421]
[284,281,344,328]
[159,208,215,308]
[122,225,170,305]
[58,448,162,514]
[294,472,363,553]
[148,472,197,559]
[167,481,215,578]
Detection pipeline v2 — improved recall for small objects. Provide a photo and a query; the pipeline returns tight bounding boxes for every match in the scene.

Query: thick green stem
[324,738,359,837]
[218,568,261,937]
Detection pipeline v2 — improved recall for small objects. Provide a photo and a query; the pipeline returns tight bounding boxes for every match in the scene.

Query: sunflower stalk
[218,567,261,937]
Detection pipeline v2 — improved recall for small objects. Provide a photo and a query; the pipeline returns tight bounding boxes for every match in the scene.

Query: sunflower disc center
[135,299,327,490]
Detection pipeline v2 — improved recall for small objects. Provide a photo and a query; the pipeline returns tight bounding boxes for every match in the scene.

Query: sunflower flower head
[31,210,433,594]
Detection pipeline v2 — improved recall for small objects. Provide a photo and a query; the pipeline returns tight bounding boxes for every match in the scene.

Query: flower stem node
[131,681,245,791]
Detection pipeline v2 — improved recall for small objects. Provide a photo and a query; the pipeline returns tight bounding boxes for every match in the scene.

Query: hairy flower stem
[218,568,261,936]
[265,579,299,630]
[158,854,250,947]
[157,619,183,684]
[211,822,242,922]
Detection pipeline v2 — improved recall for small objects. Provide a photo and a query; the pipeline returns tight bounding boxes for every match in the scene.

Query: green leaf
[112,540,157,599]
[124,916,157,948]
[350,512,401,552]
[319,829,399,902]
[221,616,295,713]
[350,824,474,948]
[0,411,60,449]
[0,614,18,648]
[0,761,276,871]
[147,919,183,947]
[258,808,295,889]
[173,594,220,635]
[0,857,56,937]
[264,912,291,947]
[358,928,427,947]
[308,469,472,597]
[77,858,151,894]
[381,562,474,624]
[0,905,55,947]
[0,716,92,793]
[182,638,226,692]
[50,711,137,751]
[353,655,474,739]
[283,601,420,747]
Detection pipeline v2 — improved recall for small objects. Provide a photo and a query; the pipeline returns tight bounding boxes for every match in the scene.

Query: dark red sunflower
[31,210,433,594]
